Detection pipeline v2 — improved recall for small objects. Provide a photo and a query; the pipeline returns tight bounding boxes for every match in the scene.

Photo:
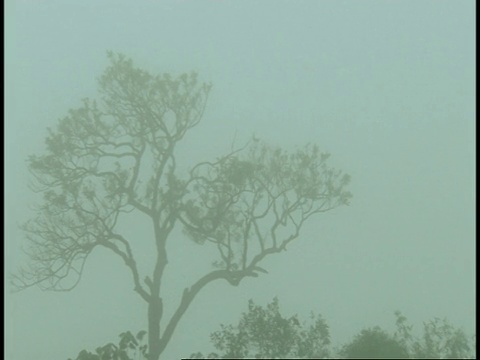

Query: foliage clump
[70,303,475,360]
[188,299,475,359]
[69,331,147,360]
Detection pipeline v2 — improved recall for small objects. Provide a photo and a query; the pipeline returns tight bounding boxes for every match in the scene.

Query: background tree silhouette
[188,299,475,359]
[339,312,475,359]
[12,52,352,360]
[339,327,409,359]
[190,297,331,359]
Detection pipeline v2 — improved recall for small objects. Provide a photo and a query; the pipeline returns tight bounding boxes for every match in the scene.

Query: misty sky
[5,1,475,359]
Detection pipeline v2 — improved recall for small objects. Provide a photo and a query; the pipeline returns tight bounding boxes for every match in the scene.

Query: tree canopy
[191,297,331,359]
[13,52,352,360]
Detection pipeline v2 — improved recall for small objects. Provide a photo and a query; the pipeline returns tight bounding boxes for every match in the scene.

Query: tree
[339,312,475,359]
[12,52,352,360]
[397,315,476,359]
[190,297,331,359]
[339,327,409,359]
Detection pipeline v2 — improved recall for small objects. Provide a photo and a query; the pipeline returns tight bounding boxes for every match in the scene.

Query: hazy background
[5,1,475,359]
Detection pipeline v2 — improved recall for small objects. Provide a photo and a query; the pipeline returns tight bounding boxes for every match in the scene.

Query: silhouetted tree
[339,312,475,359]
[339,327,409,359]
[404,318,475,359]
[190,297,331,359]
[190,304,475,360]
[12,52,352,360]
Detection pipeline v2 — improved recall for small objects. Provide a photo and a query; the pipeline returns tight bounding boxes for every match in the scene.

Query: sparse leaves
[13,52,212,293]
[180,141,352,274]
[68,330,148,360]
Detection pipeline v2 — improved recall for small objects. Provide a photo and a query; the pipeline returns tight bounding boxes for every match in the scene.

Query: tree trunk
[148,296,163,360]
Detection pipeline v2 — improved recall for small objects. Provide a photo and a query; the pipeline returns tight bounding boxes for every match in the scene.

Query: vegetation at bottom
[70,298,476,360]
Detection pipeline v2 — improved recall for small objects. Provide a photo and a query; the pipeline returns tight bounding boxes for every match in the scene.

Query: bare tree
[12,52,352,360]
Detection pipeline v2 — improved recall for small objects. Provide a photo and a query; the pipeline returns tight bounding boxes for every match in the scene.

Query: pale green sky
[5,1,475,359]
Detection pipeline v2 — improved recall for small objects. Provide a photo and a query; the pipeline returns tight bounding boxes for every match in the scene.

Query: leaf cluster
[180,141,352,273]
[69,330,148,360]
[192,297,331,359]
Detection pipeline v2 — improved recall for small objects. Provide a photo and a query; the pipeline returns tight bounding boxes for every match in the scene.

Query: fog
[5,1,475,359]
